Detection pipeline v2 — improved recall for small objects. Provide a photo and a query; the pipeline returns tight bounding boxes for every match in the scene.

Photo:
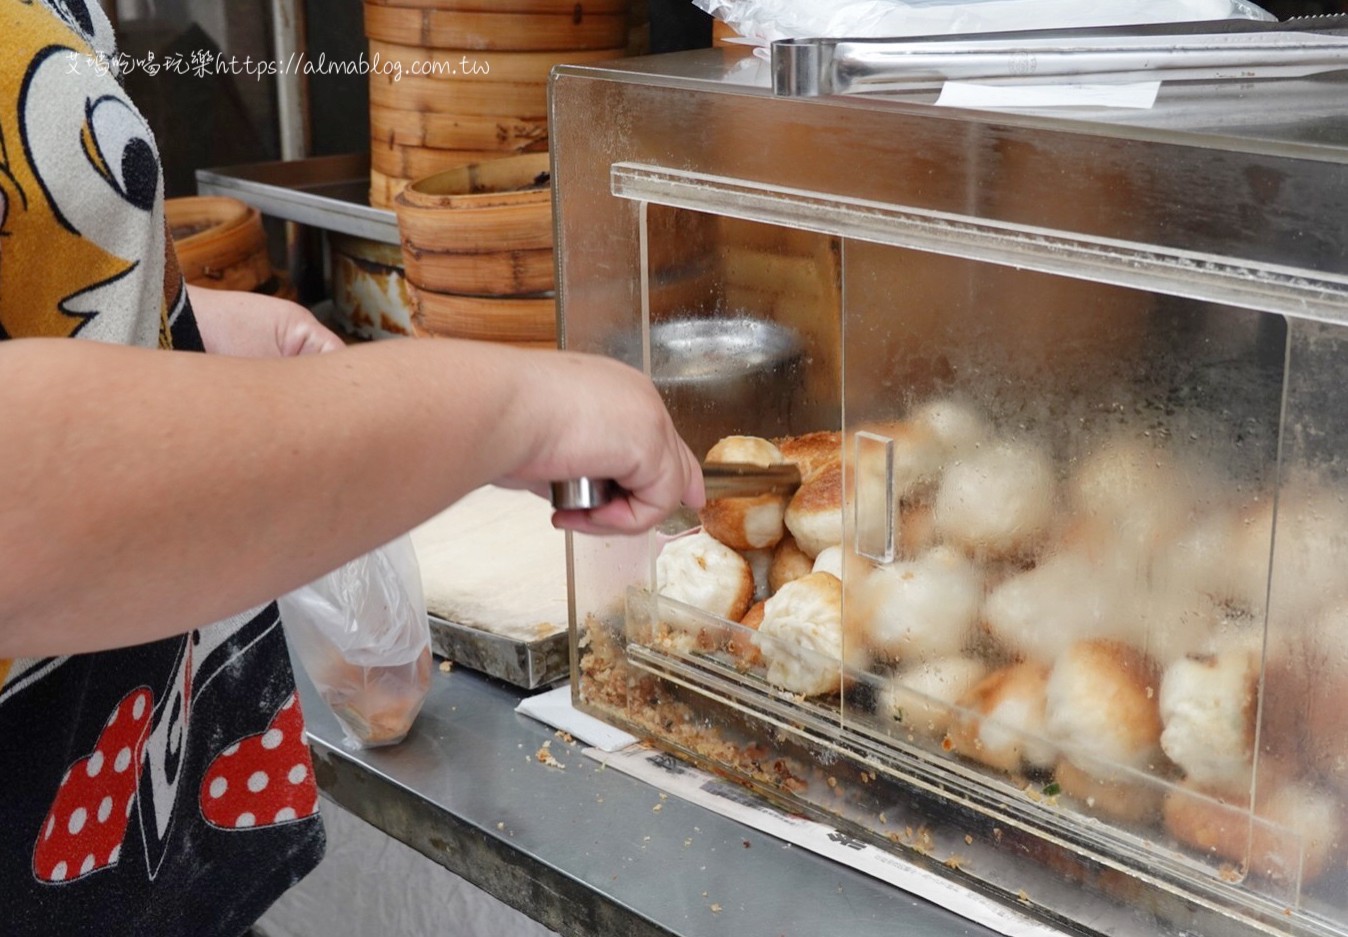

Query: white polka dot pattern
[32,687,152,883]
[199,691,319,832]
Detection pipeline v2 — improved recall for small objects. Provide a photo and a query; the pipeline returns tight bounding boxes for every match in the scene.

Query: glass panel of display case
[555,51,1348,937]
[841,237,1296,906]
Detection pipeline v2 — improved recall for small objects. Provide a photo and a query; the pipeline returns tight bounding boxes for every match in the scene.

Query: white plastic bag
[278,535,433,750]
[695,0,1274,44]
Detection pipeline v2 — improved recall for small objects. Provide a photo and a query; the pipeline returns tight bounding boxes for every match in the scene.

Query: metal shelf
[195,153,399,246]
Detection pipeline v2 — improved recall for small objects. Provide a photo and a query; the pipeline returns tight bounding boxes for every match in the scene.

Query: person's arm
[0,334,703,658]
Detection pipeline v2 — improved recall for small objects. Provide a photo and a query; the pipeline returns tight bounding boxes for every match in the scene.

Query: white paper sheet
[587,743,1066,937]
[936,80,1161,109]
[515,685,639,752]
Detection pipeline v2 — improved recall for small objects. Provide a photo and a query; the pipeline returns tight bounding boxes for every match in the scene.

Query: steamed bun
[848,546,983,663]
[699,435,790,551]
[1045,640,1164,781]
[784,457,844,558]
[1158,644,1259,793]
[656,530,755,648]
[934,439,1056,560]
[754,572,852,697]
[947,662,1057,773]
[877,655,988,739]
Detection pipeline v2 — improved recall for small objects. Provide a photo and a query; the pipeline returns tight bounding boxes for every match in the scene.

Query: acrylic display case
[552,48,1348,937]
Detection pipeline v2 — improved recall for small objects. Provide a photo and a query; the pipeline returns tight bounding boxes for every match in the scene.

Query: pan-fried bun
[699,435,790,551]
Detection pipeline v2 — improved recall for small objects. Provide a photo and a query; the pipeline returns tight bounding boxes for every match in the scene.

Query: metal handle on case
[550,477,616,511]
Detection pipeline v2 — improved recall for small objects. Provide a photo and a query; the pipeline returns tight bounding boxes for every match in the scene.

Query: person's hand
[187,285,345,358]
[496,348,705,536]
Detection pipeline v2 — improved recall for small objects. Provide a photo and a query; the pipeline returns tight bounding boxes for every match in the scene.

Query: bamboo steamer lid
[167,196,271,292]
[367,41,624,82]
[409,285,557,342]
[366,0,628,12]
[363,4,629,51]
[167,194,257,241]
[397,198,549,249]
[369,104,548,153]
[187,251,273,293]
[402,244,554,295]
[369,168,414,208]
[370,138,505,179]
[398,151,551,209]
[394,152,553,253]
[369,71,547,117]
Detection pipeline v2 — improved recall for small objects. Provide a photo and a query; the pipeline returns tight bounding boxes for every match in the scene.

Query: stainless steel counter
[298,663,1002,937]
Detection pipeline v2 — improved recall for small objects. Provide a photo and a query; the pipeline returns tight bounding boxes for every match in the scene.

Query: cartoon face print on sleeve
[34,0,119,56]
[0,0,176,348]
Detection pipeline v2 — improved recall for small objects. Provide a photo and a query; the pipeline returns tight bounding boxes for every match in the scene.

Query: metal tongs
[772,14,1348,95]
[551,463,802,511]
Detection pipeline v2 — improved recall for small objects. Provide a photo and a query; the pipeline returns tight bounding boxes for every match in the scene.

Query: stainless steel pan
[771,14,1348,95]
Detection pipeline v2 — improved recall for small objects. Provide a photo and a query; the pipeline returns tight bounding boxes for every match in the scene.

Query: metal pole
[269,0,310,161]
[268,0,313,303]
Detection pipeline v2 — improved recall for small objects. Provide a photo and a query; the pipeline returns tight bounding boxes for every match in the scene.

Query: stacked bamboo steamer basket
[167,196,293,299]
[365,0,633,209]
[395,152,556,345]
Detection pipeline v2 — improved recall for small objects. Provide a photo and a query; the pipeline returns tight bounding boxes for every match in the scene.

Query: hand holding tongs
[772,14,1348,95]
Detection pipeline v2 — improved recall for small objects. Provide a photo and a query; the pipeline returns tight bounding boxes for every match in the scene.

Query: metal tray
[429,615,568,690]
